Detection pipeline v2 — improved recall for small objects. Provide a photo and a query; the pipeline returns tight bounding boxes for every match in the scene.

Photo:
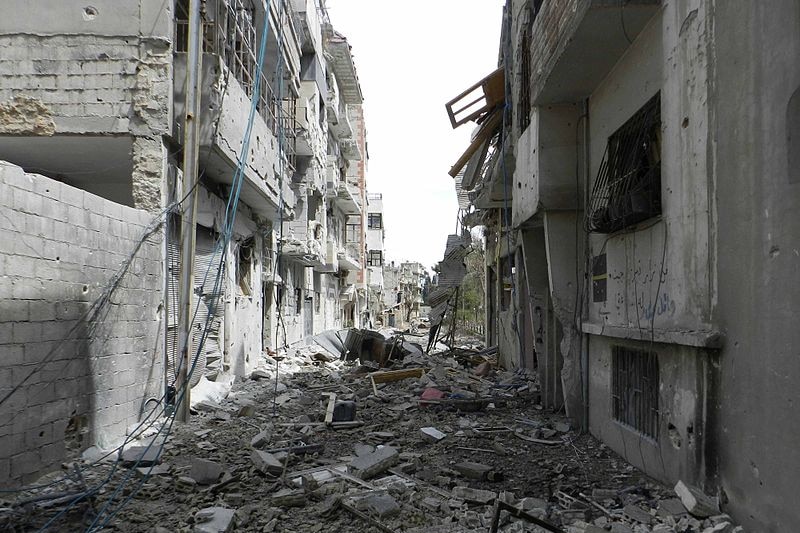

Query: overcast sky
[326,0,504,271]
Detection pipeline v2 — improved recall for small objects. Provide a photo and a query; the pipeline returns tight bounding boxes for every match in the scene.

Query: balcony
[334,182,361,215]
[338,242,362,271]
[280,220,324,267]
[530,0,659,105]
[316,239,339,273]
[325,156,340,197]
[174,0,302,218]
[330,104,354,139]
[340,139,362,161]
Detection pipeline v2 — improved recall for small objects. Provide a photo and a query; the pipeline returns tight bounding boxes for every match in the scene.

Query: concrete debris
[349,446,399,479]
[420,426,447,442]
[452,486,497,504]
[193,507,234,533]
[189,458,226,485]
[120,445,161,467]
[674,480,720,518]
[251,450,284,476]
[18,331,746,533]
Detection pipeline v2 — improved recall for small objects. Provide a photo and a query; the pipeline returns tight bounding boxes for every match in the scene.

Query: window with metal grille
[587,94,662,234]
[612,346,659,438]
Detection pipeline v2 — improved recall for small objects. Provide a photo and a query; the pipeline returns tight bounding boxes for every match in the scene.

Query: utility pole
[176,0,203,423]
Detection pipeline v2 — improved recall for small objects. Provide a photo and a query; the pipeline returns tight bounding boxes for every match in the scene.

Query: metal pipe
[176,0,204,423]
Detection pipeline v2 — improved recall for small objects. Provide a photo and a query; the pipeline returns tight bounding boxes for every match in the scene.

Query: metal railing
[176,0,296,169]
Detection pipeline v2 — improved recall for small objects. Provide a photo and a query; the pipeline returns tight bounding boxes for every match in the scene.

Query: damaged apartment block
[444,0,800,532]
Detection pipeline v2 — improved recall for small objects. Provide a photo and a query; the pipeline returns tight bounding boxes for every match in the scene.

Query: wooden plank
[448,110,502,177]
[369,367,427,384]
[445,67,505,128]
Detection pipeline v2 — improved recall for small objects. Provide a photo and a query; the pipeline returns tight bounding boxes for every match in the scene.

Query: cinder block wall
[0,161,164,486]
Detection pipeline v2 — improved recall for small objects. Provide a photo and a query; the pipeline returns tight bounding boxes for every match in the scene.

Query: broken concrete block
[121,446,161,467]
[451,486,497,504]
[674,480,720,518]
[554,421,571,433]
[609,524,634,533]
[702,522,733,533]
[176,476,197,493]
[250,430,271,448]
[420,427,446,442]
[189,459,226,485]
[354,443,374,457]
[193,507,234,533]
[623,503,653,524]
[271,488,306,507]
[658,497,689,518]
[452,461,502,481]
[359,493,400,518]
[519,497,548,512]
[349,446,399,479]
[252,450,284,475]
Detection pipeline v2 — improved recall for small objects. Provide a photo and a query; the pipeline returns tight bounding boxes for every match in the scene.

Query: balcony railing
[176,0,297,169]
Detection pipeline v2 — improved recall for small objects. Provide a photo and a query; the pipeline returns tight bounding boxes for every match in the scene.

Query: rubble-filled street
[6,332,741,533]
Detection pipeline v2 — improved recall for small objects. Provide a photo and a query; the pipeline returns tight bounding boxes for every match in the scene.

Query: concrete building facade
[0,0,371,487]
[449,1,800,530]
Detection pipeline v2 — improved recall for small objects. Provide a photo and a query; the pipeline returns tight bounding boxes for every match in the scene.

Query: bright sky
[327,0,504,271]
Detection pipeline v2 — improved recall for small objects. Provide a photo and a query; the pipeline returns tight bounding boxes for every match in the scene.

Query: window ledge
[581,322,723,349]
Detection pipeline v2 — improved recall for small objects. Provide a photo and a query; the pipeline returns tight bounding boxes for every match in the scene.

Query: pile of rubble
[3,330,745,533]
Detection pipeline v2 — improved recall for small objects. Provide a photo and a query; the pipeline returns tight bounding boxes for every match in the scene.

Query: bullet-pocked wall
[0,163,164,486]
[712,1,800,530]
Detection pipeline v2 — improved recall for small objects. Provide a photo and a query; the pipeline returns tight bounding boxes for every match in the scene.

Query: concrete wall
[0,162,163,486]
[584,9,716,345]
[588,336,715,489]
[711,1,800,530]
[0,0,172,211]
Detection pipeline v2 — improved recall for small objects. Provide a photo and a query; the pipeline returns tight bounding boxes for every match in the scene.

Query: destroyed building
[365,192,385,327]
[0,0,377,488]
[446,0,800,531]
[383,261,428,330]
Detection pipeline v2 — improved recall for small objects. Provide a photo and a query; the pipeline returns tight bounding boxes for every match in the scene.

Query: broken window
[367,213,382,230]
[612,346,659,439]
[587,94,662,234]
[367,250,383,267]
[237,238,254,296]
[295,287,302,315]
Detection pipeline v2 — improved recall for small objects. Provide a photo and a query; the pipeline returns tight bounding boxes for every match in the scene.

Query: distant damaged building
[446,0,800,530]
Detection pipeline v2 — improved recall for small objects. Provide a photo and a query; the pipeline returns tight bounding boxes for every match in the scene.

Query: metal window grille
[587,94,662,234]
[612,346,659,439]
[176,0,296,169]
[517,21,531,134]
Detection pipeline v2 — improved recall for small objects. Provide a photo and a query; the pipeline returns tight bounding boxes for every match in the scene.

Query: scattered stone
[358,492,400,518]
[420,427,447,442]
[702,522,734,533]
[420,388,446,401]
[658,497,689,518]
[176,476,197,493]
[610,523,634,533]
[624,503,653,524]
[354,443,374,457]
[554,421,571,433]
[193,507,234,533]
[121,446,161,467]
[473,361,492,376]
[674,480,720,518]
[451,486,497,504]
[250,369,270,380]
[252,450,284,475]
[271,488,306,507]
[237,404,255,417]
[189,458,226,485]
[250,430,271,448]
[519,497,548,512]
[452,461,502,481]
[349,446,399,479]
